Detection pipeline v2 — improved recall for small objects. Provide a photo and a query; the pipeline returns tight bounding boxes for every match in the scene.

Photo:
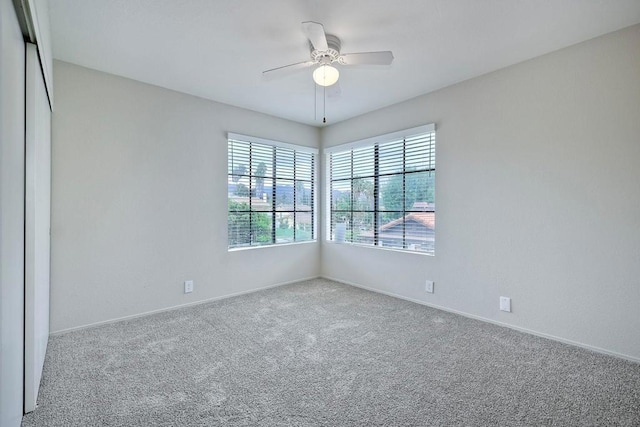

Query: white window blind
[228,135,316,249]
[327,125,435,254]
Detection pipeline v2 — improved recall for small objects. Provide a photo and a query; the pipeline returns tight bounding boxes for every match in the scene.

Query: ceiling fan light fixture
[313,64,339,87]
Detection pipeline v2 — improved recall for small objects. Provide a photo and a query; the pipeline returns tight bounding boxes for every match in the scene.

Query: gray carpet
[22,278,640,426]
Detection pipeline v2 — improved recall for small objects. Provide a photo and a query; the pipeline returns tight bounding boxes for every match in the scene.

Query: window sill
[228,240,318,253]
[323,240,434,257]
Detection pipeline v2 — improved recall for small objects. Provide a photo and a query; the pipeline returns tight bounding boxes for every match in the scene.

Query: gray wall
[0,1,26,425]
[50,62,321,332]
[321,24,640,361]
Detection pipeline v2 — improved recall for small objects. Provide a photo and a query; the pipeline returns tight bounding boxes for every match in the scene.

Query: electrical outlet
[425,280,434,293]
[500,296,511,312]
[184,280,194,294]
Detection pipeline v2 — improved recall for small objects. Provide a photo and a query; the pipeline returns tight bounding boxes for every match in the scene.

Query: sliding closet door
[24,42,51,413]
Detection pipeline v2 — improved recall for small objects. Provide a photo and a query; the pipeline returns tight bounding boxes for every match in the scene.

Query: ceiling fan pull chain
[323,84,327,123]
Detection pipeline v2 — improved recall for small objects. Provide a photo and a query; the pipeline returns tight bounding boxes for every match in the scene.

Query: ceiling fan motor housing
[311,34,341,64]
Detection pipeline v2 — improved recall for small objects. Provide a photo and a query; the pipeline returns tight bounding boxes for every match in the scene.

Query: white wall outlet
[500,296,511,312]
[184,280,194,294]
[425,280,434,293]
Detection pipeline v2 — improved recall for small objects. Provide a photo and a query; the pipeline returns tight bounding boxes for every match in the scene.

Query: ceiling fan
[263,21,394,87]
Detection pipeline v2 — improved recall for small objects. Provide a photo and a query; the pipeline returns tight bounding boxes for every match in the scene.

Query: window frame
[227,133,318,251]
[324,124,435,255]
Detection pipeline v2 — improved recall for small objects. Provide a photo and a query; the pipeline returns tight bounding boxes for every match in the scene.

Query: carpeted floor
[22,278,640,426]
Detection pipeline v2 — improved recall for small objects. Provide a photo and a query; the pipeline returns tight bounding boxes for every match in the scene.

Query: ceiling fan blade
[302,21,328,51]
[339,51,394,66]
[262,60,314,80]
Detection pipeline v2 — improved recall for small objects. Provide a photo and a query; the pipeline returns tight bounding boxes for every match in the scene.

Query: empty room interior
[2,1,640,425]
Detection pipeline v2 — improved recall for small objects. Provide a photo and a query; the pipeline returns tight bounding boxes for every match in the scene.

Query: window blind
[328,125,435,254]
[228,136,315,249]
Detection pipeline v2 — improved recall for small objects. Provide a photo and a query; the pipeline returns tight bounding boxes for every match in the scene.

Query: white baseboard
[322,275,640,364]
[50,275,321,335]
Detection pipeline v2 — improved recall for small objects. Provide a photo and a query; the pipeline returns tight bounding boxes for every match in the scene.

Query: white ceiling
[49,0,640,127]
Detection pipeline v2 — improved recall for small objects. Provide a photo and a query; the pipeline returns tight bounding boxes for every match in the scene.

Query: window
[327,124,435,254]
[228,134,316,249]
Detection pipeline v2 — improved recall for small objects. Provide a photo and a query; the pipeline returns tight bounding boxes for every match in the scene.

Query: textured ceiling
[49,0,640,126]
